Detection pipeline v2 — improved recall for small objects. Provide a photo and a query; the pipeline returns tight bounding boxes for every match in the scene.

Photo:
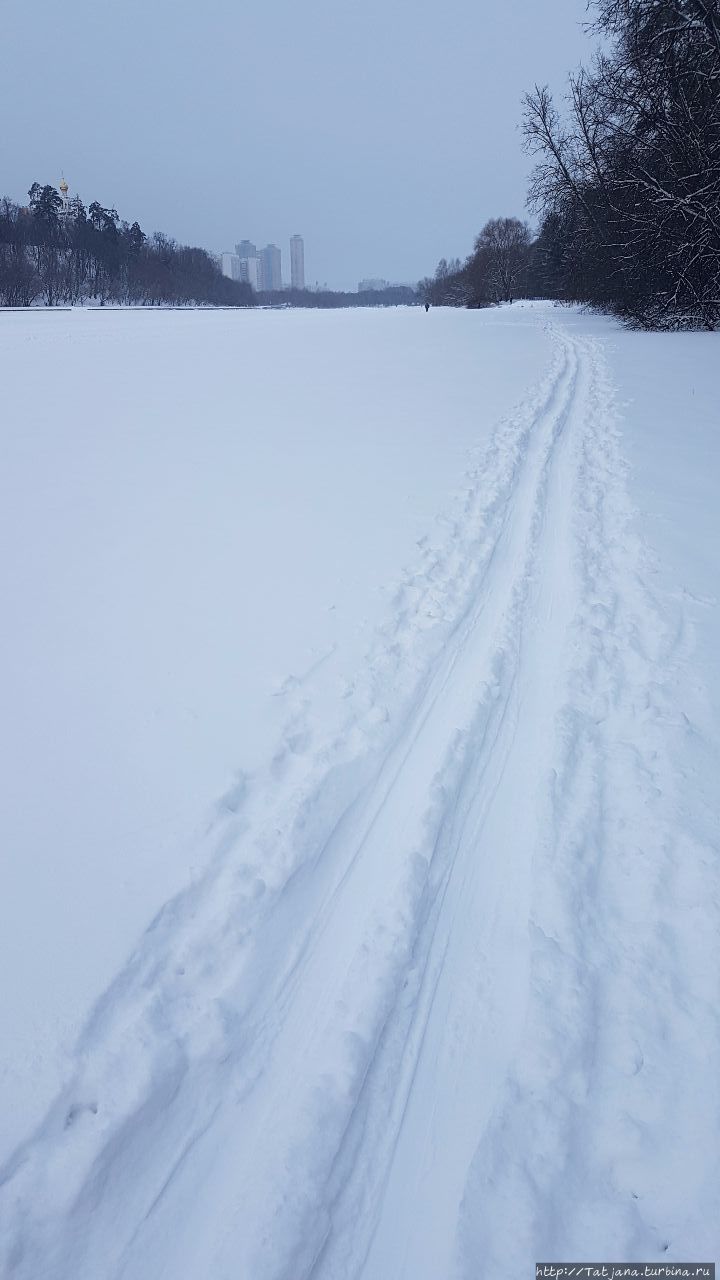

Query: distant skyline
[1,0,591,291]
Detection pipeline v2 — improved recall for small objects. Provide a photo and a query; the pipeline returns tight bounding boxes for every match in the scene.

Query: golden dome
[59,176,69,194]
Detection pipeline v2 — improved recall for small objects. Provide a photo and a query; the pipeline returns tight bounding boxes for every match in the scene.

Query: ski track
[1,317,717,1279]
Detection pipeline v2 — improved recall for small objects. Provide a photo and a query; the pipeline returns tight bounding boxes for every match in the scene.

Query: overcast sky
[1,0,591,290]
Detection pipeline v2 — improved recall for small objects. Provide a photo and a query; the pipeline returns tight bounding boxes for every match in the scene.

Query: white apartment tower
[221,252,241,280]
[290,235,305,290]
[260,244,282,292]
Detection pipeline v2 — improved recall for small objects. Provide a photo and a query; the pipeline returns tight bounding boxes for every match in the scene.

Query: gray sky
[1,0,590,290]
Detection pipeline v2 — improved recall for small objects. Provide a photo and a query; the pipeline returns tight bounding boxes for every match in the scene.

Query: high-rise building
[290,235,305,291]
[238,255,260,290]
[229,238,287,292]
[232,242,259,290]
[260,244,282,292]
[221,252,242,280]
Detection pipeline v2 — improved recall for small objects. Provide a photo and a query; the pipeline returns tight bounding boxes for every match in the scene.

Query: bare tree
[523,0,720,328]
[473,218,532,302]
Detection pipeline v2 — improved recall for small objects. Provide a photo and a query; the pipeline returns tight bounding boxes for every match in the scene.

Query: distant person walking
[424,302,430,312]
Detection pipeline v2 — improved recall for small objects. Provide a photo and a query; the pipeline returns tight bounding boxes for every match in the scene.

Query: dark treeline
[258,285,418,308]
[423,0,720,330]
[524,0,720,329]
[418,217,536,308]
[0,184,254,308]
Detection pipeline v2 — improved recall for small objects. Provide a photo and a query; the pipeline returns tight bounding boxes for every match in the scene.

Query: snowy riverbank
[1,303,717,1277]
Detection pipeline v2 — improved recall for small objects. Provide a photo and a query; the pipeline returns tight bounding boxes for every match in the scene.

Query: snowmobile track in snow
[2,318,718,1280]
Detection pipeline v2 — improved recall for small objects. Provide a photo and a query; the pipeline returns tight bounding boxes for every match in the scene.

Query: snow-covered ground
[0,303,717,1277]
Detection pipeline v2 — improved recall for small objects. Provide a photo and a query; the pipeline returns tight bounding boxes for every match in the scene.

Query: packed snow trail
[1,316,717,1278]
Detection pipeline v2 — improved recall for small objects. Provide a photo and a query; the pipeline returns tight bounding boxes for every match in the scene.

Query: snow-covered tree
[524,0,720,328]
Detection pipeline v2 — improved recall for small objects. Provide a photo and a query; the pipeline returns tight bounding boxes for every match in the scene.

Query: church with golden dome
[57,174,83,221]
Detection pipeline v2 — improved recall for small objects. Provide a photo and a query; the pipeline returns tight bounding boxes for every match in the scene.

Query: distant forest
[0,185,417,310]
[257,285,417,309]
[0,184,254,308]
[422,0,720,330]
